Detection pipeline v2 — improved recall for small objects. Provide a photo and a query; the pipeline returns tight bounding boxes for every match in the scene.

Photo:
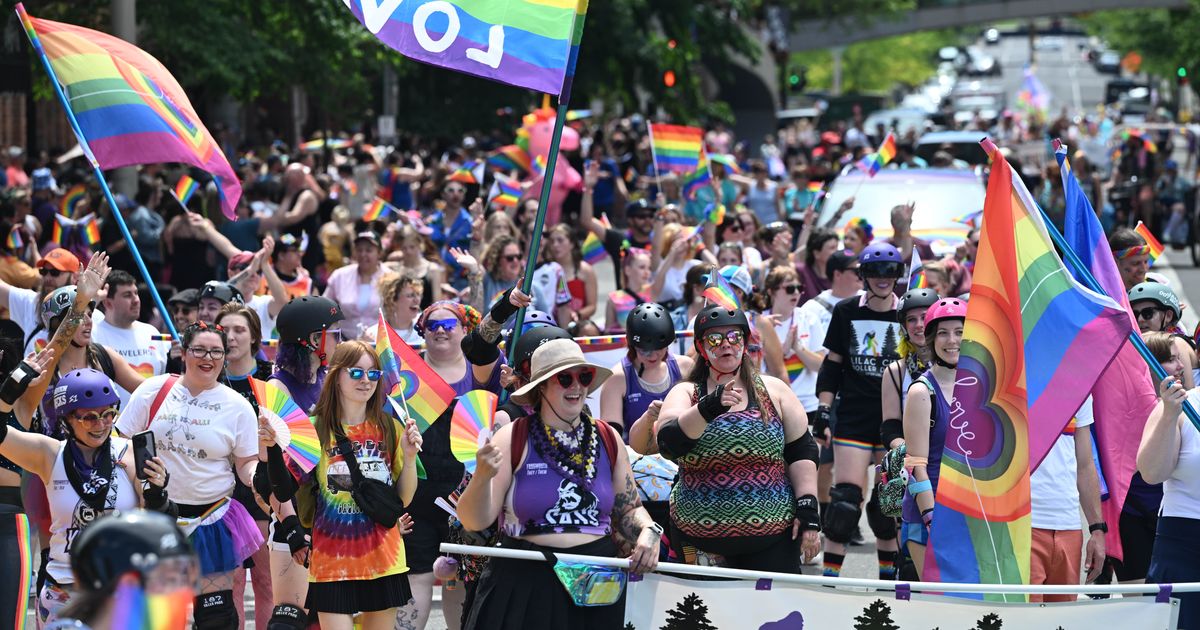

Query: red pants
[1029,528,1082,603]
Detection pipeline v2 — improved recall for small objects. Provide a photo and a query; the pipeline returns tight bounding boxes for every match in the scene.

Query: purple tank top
[502,420,614,538]
[270,368,324,415]
[903,370,949,524]
[621,355,681,442]
[447,355,504,396]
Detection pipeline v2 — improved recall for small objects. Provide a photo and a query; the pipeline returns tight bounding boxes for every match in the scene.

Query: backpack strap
[594,419,620,473]
[147,375,181,429]
[509,415,531,472]
[90,343,115,380]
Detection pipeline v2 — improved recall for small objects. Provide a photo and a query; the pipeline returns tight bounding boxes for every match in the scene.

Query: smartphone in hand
[132,430,156,480]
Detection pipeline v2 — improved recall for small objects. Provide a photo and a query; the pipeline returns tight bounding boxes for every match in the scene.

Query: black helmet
[199,281,243,305]
[627,303,675,351]
[277,296,345,346]
[70,510,194,591]
[897,288,940,324]
[502,310,557,358]
[510,325,573,380]
[693,305,749,339]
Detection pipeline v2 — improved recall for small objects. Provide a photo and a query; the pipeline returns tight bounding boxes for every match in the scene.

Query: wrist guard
[275,515,309,554]
[0,360,38,405]
[794,494,821,532]
[488,288,519,326]
[697,383,730,423]
[813,405,831,438]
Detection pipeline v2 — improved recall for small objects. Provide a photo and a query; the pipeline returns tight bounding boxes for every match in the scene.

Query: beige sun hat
[510,339,612,406]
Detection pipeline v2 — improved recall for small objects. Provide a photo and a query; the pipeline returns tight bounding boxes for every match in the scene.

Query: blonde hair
[378,272,424,307]
[312,341,396,452]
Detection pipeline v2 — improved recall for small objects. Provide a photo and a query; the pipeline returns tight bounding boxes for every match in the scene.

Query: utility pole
[831,46,845,97]
[111,0,137,198]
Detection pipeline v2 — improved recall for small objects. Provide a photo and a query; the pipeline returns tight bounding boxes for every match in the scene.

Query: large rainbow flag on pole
[376,313,456,434]
[647,124,704,174]
[1057,140,1157,562]
[343,0,589,99]
[923,138,1131,599]
[16,5,242,219]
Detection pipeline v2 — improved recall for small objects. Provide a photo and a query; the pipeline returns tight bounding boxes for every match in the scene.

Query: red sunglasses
[555,367,596,389]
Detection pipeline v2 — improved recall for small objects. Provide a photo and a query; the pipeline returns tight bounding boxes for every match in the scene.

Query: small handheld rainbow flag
[6,227,23,251]
[174,175,199,206]
[532,154,548,177]
[59,183,86,216]
[376,313,455,433]
[907,248,926,291]
[953,209,984,227]
[806,181,823,194]
[82,215,100,246]
[784,353,805,382]
[648,123,704,174]
[706,203,726,225]
[448,161,479,185]
[488,145,532,173]
[857,132,897,177]
[363,198,394,222]
[681,159,711,201]
[1134,221,1164,265]
[491,176,522,209]
[702,270,741,311]
[581,231,606,264]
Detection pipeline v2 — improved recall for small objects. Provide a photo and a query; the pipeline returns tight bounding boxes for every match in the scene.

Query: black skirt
[306,572,413,615]
[464,537,625,630]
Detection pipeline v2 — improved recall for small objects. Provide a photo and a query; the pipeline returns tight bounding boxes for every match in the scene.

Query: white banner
[624,573,1179,630]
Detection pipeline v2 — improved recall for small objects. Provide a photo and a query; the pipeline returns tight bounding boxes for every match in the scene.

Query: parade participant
[650,223,704,311]
[880,288,940,450]
[226,239,292,344]
[0,367,174,624]
[476,235,524,309]
[268,233,314,299]
[601,303,694,445]
[744,160,783,225]
[716,241,745,268]
[1130,282,1196,389]
[715,265,787,381]
[495,315,571,428]
[427,181,474,289]
[756,222,795,279]
[213,304,274,629]
[459,339,660,629]
[815,242,905,579]
[899,298,964,578]
[656,306,820,571]
[369,272,423,345]
[116,321,264,630]
[842,217,874,256]
[91,270,168,400]
[1142,367,1200,626]
[605,249,652,332]
[796,227,839,306]
[46,510,197,630]
[669,263,715,341]
[545,225,597,323]
[0,247,79,355]
[167,288,200,328]
[272,295,343,413]
[715,214,762,271]
[1110,227,1151,292]
[581,161,655,288]
[278,164,324,274]
[760,266,818,401]
[323,231,386,339]
[263,341,421,629]
[197,281,244,326]
[390,224,443,309]
[883,203,935,263]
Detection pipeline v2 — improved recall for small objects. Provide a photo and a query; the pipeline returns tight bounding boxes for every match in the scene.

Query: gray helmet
[41,285,78,328]
[897,288,940,324]
[1129,281,1181,322]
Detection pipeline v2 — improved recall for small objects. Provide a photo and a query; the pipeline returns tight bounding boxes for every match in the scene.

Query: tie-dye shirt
[290,419,409,583]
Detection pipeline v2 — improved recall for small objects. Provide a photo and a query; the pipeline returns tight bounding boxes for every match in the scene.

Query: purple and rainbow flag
[16,5,242,219]
[924,139,1131,599]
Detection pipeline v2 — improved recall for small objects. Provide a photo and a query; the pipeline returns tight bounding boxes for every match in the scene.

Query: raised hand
[76,251,110,300]
[449,247,479,274]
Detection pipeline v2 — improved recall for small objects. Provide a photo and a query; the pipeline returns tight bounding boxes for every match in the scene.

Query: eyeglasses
[40,268,64,278]
[425,318,459,333]
[1134,306,1162,321]
[185,347,226,360]
[703,330,745,348]
[781,284,803,295]
[503,254,522,263]
[73,408,118,427]
[347,368,383,381]
[554,367,596,389]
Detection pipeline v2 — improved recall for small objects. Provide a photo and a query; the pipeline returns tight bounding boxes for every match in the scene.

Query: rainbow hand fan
[251,378,321,473]
[450,390,498,474]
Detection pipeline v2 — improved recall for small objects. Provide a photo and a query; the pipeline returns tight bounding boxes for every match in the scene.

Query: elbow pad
[461,331,501,366]
[880,419,904,448]
[657,418,700,460]
[0,360,38,406]
[815,358,844,397]
[784,431,819,465]
[253,460,272,501]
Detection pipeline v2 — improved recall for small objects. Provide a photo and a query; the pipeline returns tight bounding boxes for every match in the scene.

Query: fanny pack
[548,555,627,607]
[335,436,406,529]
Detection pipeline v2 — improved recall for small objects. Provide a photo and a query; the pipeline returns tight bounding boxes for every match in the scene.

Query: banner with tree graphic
[624,574,1177,629]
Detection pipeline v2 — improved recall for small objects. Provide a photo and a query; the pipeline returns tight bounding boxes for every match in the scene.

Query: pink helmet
[923,297,967,339]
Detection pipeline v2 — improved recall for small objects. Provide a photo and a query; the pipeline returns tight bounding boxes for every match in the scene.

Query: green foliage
[1081,4,1200,82]
[790,30,960,94]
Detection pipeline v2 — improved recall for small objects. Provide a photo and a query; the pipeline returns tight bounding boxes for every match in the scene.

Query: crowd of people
[0,105,1196,629]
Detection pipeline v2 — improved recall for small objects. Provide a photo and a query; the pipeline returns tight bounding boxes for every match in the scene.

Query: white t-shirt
[531,262,571,314]
[793,290,845,411]
[90,315,168,405]
[248,294,277,342]
[1162,389,1200,520]
[658,260,700,305]
[9,286,46,355]
[1030,396,1094,531]
[116,375,258,505]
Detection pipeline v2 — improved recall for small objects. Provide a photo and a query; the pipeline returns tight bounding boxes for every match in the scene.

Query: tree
[972,612,1003,630]
[626,623,637,630]
[853,599,900,630]
[789,29,962,94]
[881,324,899,359]
[1081,4,1200,89]
[660,592,718,630]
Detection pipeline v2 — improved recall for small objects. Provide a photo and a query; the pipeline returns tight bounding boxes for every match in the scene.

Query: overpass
[788,0,1188,52]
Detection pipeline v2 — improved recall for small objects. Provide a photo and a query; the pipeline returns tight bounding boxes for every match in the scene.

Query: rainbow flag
[174,174,199,206]
[581,231,606,264]
[706,203,726,226]
[857,132,897,177]
[343,0,589,98]
[17,5,242,219]
[110,579,192,630]
[532,154,548,177]
[707,153,740,174]
[681,159,711,201]
[363,198,394,222]
[448,161,479,185]
[907,248,926,291]
[1058,141,1158,563]
[648,123,704,174]
[488,145,531,173]
[59,183,86,215]
[924,139,1131,599]
[491,176,521,209]
[806,181,823,194]
[953,209,984,227]
[82,215,100,246]
[6,227,22,251]
[1134,221,1164,264]
[783,353,805,382]
[702,270,741,311]
[375,313,455,434]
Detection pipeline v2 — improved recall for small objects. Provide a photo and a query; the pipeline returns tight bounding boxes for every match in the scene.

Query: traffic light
[788,67,807,93]
[1179,66,1189,86]
[663,70,676,88]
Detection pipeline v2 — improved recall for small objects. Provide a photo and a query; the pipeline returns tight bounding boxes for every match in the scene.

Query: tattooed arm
[608,425,659,574]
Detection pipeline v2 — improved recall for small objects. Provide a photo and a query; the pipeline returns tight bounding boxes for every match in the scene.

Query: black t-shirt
[601,228,652,289]
[822,296,902,420]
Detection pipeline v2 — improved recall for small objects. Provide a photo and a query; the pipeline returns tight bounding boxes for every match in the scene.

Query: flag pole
[16,3,179,341]
[645,121,663,193]
[992,137,1200,432]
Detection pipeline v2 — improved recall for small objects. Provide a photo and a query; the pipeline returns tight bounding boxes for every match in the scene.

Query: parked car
[965,47,1001,77]
[863,108,932,139]
[984,28,1000,45]
[1096,51,1122,74]
[915,130,993,168]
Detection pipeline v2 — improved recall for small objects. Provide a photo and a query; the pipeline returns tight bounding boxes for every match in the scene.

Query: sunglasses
[860,262,904,278]
[73,408,118,427]
[554,367,596,389]
[781,284,802,295]
[503,254,522,263]
[186,347,225,360]
[1133,306,1162,320]
[725,223,744,233]
[703,330,745,348]
[40,268,64,278]
[347,368,383,381]
[426,318,459,333]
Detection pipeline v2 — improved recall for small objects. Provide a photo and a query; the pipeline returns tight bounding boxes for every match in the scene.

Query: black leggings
[670,520,799,574]
[0,488,32,630]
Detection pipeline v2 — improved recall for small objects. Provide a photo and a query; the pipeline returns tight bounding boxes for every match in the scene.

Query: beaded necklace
[530,414,599,488]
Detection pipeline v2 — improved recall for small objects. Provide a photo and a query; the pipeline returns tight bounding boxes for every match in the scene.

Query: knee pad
[823,483,863,544]
[867,490,898,541]
[194,590,238,630]
[268,604,308,630]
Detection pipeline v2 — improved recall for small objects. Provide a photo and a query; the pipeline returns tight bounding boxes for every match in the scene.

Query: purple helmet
[53,368,119,417]
[858,242,904,278]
